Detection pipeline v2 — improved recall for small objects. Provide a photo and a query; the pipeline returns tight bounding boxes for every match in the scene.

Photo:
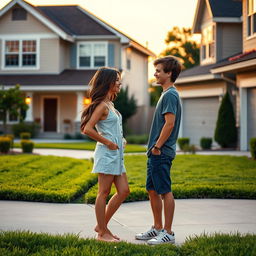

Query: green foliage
[250,138,256,160]
[214,92,237,148]
[0,137,11,153]
[148,81,162,106]
[20,132,31,139]
[0,155,97,202]
[21,140,34,153]
[0,231,255,256]
[200,137,212,150]
[85,154,256,203]
[12,122,40,138]
[114,86,137,130]
[126,134,148,144]
[178,138,190,150]
[2,134,14,149]
[0,85,28,133]
[161,27,200,69]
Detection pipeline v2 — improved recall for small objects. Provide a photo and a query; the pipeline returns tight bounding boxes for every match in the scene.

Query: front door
[44,98,57,132]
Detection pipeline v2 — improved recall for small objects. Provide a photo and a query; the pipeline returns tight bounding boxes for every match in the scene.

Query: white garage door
[182,97,220,145]
[247,87,256,146]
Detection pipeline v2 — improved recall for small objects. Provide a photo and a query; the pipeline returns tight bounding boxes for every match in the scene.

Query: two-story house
[211,0,256,150]
[0,0,154,138]
[175,0,243,147]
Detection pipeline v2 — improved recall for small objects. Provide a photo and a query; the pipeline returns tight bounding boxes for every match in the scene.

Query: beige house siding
[59,39,71,72]
[243,0,256,51]
[216,23,242,61]
[237,71,256,88]
[0,5,54,34]
[201,2,211,24]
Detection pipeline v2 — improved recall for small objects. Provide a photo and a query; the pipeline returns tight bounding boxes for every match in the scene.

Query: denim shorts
[146,152,174,195]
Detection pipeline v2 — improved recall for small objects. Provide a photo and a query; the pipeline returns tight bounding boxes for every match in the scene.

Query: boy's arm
[151,113,175,155]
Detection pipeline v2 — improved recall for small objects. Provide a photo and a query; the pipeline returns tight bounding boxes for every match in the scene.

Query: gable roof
[193,0,242,33]
[0,0,155,56]
[37,6,115,36]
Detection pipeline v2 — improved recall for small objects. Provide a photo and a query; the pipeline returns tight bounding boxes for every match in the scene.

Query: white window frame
[1,38,40,70]
[247,0,256,38]
[77,41,108,69]
[201,23,216,64]
[0,111,20,124]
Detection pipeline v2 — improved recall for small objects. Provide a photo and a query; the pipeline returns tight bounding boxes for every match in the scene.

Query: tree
[0,85,28,133]
[161,26,200,69]
[214,92,237,148]
[114,86,137,133]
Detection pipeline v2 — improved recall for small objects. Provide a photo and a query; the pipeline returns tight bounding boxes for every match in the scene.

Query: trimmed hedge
[21,139,34,153]
[178,138,190,150]
[250,137,256,160]
[200,137,212,149]
[0,137,11,153]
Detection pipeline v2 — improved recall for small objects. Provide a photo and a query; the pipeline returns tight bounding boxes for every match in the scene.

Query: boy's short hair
[154,56,181,82]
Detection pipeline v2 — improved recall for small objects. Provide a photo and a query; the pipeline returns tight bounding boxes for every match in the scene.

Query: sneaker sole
[147,240,175,245]
[135,236,153,240]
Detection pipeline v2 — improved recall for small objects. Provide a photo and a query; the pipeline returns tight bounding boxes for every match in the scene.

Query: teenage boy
[135,56,182,245]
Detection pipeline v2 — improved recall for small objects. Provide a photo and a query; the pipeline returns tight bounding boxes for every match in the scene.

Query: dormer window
[201,24,215,62]
[12,7,27,21]
[247,0,256,37]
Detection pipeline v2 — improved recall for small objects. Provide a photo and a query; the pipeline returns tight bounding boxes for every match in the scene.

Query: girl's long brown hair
[80,67,120,133]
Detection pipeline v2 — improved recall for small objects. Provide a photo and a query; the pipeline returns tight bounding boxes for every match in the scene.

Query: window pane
[9,113,18,121]
[23,40,36,52]
[80,56,90,67]
[202,45,206,59]
[94,56,105,67]
[94,44,105,55]
[6,41,19,53]
[209,43,215,58]
[79,44,91,56]
[12,7,27,20]
[22,54,36,66]
[253,13,256,33]
[248,16,252,36]
[5,55,19,66]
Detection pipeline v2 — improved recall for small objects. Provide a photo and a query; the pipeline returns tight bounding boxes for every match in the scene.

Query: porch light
[25,96,31,104]
[84,97,92,105]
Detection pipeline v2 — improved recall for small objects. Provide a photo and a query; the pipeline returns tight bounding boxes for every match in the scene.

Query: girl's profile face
[111,74,122,94]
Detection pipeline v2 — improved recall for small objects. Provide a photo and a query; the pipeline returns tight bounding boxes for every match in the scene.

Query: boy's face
[154,64,171,85]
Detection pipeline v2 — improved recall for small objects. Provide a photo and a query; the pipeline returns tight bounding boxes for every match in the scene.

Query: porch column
[76,92,84,122]
[25,92,33,122]
[240,87,247,150]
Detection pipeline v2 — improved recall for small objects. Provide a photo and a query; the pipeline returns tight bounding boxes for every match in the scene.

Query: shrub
[3,134,14,149]
[21,140,34,153]
[12,122,40,138]
[64,133,73,140]
[0,137,11,153]
[126,134,148,144]
[214,92,237,147]
[20,132,31,139]
[200,137,212,149]
[178,137,190,150]
[250,138,256,160]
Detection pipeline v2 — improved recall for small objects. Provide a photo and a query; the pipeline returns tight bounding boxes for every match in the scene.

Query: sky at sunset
[0,0,199,55]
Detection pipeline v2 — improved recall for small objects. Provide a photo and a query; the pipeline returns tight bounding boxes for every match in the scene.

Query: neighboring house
[0,0,154,138]
[175,0,243,147]
[211,0,256,150]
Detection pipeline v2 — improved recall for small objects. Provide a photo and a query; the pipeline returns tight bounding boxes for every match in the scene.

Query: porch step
[37,132,64,139]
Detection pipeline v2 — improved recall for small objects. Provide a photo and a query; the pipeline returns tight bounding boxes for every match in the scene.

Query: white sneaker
[147,229,175,245]
[135,226,161,240]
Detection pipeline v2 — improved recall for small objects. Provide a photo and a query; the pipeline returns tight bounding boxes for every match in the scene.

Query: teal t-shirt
[147,86,182,158]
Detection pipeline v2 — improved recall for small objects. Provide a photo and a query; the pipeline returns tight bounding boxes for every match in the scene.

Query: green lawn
[13,142,146,153]
[85,154,256,203]
[0,155,96,203]
[1,154,255,203]
[0,231,255,256]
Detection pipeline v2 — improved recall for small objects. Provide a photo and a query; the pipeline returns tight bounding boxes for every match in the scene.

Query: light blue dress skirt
[92,108,126,175]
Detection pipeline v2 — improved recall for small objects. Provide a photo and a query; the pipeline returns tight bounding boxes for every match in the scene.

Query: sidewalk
[0,199,255,244]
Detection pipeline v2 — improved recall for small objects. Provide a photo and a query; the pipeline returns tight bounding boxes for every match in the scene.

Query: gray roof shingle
[209,0,242,18]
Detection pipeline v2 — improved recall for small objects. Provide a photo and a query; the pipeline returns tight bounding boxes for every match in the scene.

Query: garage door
[247,87,256,147]
[182,97,220,145]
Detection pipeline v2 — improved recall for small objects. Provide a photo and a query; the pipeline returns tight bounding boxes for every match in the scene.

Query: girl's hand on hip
[107,141,119,150]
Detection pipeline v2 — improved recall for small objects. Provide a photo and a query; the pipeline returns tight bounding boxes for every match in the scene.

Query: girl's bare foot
[94,225,120,240]
[97,233,119,242]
